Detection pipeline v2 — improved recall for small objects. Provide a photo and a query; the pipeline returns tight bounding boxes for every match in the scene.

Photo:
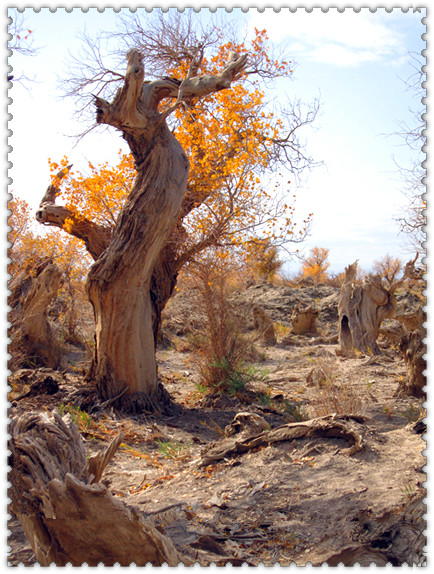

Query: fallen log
[200,413,366,467]
[9,411,181,566]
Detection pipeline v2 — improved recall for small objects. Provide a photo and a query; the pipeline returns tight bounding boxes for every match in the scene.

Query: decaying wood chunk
[399,329,426,398]
[253,304,276,345]
[9,411,181,566]
[291,303,319,335]
[338,262,396,355]
[9,259,63,369]
[200,413,366,466]
[224,412,269,438]
[395,306,426,333]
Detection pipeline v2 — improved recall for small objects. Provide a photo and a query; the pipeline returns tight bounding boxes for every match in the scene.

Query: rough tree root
[200,414,367,467]
[120,382,177,415]
[9,411,181,566]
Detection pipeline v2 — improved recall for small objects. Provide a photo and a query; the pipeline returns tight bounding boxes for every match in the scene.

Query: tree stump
[252,304,276,345]
[291,304,319,335]
[338,262,397,355]
[399,329,426,398]
[9,259,62,369]
[9,411,181,566]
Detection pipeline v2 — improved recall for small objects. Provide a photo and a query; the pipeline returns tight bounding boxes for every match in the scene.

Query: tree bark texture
[399,329,426,398]
[200,413,366,467]
[9,258,62,369]
[36,166,112,261]
[338,262,397,355]
[9,411,181,565]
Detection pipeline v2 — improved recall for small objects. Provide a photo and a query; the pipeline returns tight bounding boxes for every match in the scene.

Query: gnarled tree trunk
[36,49,247,411]
[85,119,190,410]
[9,411,181,565]
[338,262,397,355]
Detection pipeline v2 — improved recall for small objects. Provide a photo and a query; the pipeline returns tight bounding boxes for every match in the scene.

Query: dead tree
[338,262,398,355]
[395,253,426,398]
[9,411,181,566]
[290,303,319,335]
[201,413,367,467]
[395,306,426,333]
[9,258,62,369]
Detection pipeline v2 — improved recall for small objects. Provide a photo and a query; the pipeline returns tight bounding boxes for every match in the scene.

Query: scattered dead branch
[200,413,367,466]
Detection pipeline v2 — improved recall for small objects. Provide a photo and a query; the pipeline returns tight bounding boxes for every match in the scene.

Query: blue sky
[7,7,426,274]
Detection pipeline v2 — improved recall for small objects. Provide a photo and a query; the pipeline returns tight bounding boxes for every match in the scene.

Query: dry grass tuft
[307,356,365,417]
[188,255,257,398]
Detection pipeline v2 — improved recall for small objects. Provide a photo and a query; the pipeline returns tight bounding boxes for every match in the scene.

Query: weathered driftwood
[9,411,181,565]
[282,334,338,347]
[403,252,425,282]
[399,329,426,398]
[338,262,397,355]
[200,413,366,466]
[291,303,319,335]
[223,412,269,439]
[9,259,62,368]
[252,304,276,345]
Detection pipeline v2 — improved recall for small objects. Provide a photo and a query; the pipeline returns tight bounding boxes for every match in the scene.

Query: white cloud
[248,9,407,67]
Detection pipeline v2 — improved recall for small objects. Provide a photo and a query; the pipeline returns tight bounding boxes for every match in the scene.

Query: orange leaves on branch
[9,191,91,284]
[49,29,308,281]
[48,151,135,228]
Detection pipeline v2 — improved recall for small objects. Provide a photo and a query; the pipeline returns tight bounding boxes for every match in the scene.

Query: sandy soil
[8,284,426,566]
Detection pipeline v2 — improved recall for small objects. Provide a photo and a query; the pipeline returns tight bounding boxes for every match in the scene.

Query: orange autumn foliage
[301,247,330,284]
[48,30,311,280]
[9,193,92,340]
[9,192,91,281]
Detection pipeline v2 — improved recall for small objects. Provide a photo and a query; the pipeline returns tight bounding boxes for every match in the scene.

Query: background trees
[372,254,402,287]
[300,246,330,284]
[8,10,39,84]
[8,193,91,369]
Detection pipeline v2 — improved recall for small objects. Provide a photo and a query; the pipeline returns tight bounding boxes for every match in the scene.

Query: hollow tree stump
[338,262,397,355]
[9,411,181,566]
